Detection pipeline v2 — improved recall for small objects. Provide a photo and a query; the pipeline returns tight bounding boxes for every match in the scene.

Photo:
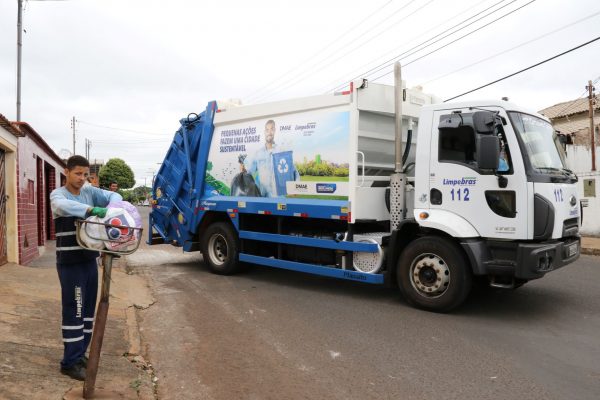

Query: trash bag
[231,172,261,197]
[107,200,142,229]
[102,207,141,251]
[79,204,141,252]
[79,216,106,250]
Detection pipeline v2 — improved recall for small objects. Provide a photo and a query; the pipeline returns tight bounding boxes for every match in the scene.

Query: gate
[0,148,7,265]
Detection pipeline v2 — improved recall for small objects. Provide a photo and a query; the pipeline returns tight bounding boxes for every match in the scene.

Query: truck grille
[562,217,579,238]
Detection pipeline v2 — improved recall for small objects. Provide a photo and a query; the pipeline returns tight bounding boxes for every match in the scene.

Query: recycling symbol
[277,158,289,173]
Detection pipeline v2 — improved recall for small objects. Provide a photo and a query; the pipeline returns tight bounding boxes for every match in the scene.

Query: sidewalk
[0,241,156,400]
[581,236,600,256]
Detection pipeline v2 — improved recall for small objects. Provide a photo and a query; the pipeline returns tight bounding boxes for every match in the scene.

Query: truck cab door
[426,108,528,240]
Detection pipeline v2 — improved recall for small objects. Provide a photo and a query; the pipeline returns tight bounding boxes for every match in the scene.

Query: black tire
[201,222,240,275]
[397,236,472,312]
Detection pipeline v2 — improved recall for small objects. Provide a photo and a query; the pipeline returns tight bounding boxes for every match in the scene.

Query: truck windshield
[508,112,569,174]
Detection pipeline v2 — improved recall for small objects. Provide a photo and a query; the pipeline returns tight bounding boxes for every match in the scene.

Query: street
[129,208,600,400]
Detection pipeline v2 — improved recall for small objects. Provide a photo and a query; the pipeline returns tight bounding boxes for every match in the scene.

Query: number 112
[450,188,470,201]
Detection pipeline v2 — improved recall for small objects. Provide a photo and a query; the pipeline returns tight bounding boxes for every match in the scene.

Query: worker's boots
[60,358,86,381]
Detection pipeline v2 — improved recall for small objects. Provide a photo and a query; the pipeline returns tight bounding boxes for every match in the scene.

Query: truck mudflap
[461,237,580,280]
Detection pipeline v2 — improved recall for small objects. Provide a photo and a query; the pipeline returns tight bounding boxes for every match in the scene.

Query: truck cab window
[438,125,476,165]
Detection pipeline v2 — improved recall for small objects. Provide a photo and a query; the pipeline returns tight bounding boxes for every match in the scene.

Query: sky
[0,0,599,187]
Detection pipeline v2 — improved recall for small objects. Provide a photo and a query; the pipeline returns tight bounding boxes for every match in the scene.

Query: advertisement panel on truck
[206,110,350,199]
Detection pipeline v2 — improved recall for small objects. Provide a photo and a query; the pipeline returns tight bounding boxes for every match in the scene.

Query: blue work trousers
[56,259,98,368]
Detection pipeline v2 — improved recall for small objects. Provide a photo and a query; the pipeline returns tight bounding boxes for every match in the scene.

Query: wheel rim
[207,233,228,266]
[409,253,450,299]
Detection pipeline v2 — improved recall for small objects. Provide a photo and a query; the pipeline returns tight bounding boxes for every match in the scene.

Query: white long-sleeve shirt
[50,186,122,219]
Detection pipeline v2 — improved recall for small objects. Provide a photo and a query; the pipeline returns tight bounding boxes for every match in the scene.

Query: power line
[444,36,600,102]
[366,0,537,84]
[327,0,514,92]
[77,120,169,136]
[549,76,600,117]
[248,0,417,102]
[76,133,170,144]
[317,0,492,94]
[92,141,169,145]
[243,0,395,101]
[417,11,600,88]
[332,0,520,91]
[250,0,429,103]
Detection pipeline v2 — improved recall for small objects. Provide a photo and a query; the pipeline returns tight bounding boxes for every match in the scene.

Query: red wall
[16,135,64,265]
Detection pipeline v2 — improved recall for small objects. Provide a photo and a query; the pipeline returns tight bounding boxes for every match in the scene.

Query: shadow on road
[150,256,575,320]
[457,283,576,320]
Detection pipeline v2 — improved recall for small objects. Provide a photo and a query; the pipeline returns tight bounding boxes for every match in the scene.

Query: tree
[98,158,135,189]
[120,189,136,202]
[132,186,151,201]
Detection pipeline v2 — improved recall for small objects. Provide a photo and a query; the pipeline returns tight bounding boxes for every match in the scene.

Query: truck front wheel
[201,222,240,275]
[397,236,472,312]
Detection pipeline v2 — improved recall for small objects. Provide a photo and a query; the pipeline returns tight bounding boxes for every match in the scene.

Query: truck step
[489,276,516,289]
[149,233,165,245]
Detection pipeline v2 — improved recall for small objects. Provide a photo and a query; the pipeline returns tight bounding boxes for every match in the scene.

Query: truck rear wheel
[397,236,472,312]
[201,222,240,275]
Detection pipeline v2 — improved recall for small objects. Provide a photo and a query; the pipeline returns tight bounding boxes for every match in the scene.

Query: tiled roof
[552,118,593,135]
[0,113,24,137]
[12,121,66,168]
[539,98,599,119]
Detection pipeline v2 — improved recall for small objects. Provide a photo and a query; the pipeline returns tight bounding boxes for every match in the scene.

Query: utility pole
[16,0,23,121]
[71,116,76,155]
[85,139,92,160]
[588,80,596,171]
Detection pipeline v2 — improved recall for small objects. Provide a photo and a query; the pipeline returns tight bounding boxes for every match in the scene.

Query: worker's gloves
[89,207,108,218]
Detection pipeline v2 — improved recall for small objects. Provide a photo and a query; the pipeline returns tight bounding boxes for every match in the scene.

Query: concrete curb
[581,247,600,256]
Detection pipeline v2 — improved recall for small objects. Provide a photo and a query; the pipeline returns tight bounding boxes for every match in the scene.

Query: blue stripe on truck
[239,230,378,252]
[239,253,384,284]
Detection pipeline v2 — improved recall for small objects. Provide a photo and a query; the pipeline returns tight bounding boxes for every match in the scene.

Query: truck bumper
[461,237,580,281]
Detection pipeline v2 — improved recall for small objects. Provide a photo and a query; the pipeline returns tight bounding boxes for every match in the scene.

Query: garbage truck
[149,65,580,312]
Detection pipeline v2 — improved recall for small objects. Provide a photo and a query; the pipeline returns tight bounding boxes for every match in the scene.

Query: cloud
[1,0,599,185]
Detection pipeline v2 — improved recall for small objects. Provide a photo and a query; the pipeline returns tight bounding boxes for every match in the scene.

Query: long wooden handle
[83,255,113,398]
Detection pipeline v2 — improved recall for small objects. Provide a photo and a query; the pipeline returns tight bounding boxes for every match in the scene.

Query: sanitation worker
[50,155,122,380]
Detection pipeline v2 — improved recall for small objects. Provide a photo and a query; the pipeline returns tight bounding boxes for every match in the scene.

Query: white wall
[565,145,600,236]
[0,126,19,262]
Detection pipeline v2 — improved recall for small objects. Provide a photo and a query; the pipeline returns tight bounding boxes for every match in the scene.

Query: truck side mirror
[476,135,500,173]
[472,111,496,134]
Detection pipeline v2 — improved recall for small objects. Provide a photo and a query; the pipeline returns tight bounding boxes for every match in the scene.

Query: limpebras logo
[442,177,477,186]
[316,183,337,193]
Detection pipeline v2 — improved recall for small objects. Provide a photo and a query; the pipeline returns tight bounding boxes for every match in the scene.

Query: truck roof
[422,99,549,122]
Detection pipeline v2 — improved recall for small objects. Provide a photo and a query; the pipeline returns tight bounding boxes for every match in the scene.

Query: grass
[299,175,348,182]
[130,378,142,392]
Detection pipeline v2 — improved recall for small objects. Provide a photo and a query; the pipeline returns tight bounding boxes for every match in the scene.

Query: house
[540,98,600,235]
[12,120,66,265]
[89,159,104,187]
[0,114,22,266]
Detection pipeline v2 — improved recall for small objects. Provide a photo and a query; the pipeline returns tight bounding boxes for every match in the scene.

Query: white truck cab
[410,100,580,291]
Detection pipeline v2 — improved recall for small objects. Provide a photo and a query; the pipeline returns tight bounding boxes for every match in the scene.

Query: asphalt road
[130,209,600,400]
